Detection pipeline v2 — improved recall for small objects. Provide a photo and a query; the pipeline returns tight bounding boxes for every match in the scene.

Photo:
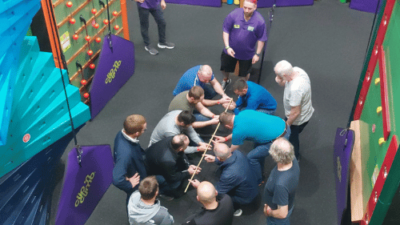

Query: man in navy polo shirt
[135,0,174,55]
[173,65,231,106]
[220,0,267,88]
[224,78,277,115]
[216,110,290,184]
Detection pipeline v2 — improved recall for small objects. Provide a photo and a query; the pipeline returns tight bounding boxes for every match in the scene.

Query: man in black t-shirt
[183,181,234,225]
[264,138,300,224]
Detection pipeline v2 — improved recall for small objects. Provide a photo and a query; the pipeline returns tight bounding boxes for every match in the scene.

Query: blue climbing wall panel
[0,0,41,146]
[0,129,81,225]
[0,36,91,178]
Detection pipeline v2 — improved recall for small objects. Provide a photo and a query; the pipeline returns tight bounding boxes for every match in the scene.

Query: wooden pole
[184,98,234,193]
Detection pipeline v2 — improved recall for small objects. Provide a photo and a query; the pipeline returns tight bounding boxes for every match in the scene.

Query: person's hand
[214,135,226,143]
[135,0,145,3]
[189,179,201,188]
[198,142,212,152]
[275,75,286,87]
[160,0,166,9]
[188,165,201,175]
[219,95,232,105]
[126,173,140,188]
[209,117,219,125]
[227,48,235,58]
[222,102,236,110]
[263,204,272,217]
[252,54,260,64]
[204,154,216,163]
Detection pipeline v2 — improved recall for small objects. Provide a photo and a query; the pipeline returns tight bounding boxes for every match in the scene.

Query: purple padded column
[350,0,380,13]
[165,0,221,7]
[333,128,354,224]
[90,34,135,119]
[55,145,114,225]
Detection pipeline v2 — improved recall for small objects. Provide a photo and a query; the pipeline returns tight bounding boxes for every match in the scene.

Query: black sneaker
[221,79,231,90]
[145,45,159,55]
[157,42,175,49]
[158,194,174,201]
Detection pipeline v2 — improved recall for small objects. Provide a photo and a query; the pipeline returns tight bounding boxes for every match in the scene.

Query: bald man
[183,181,234,225]
[190,143,258,217]
[173,65,231,107]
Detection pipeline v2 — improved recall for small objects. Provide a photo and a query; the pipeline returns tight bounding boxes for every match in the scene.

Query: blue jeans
[202,84,217,100]
[194,113,211,122]
[237,107,276,116]
[248,125,291,184]
[156,175,181,196]
[137,5,166,46]
[266,206,294,225]
[257,108,276,115]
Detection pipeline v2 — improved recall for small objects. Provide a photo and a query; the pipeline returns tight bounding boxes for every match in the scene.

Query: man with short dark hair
[224,78,277,115]
[169,86,221,128]
[146,135,201,198]
[190,143,258,217]
[173,65,230,104]
[220,0,267,87]
[215,110,290,184]
[113,114,148,202]
[128,176,174,225]
[264,138,300,224]
[183,181,234,225]
[149,110,210,154]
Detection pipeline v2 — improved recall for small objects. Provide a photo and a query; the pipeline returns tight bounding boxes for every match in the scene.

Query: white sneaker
[233,209,243,217]
[221,79,231,90]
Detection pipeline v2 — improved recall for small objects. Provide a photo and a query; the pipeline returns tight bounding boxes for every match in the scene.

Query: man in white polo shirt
[274,60,314,161]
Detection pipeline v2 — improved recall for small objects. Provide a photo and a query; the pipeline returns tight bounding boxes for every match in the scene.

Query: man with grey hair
[274,60,314,160]
[189,143,258,217]
[264,137,300,224]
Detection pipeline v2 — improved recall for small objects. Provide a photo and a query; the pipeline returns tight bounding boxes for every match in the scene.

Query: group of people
[113,0,314,224]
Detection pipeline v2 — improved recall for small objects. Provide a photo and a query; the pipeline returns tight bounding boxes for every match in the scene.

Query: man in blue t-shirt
[216,110,290,184]
[173,65,231,106]
[264,138,300,224]
[224,78,277,115]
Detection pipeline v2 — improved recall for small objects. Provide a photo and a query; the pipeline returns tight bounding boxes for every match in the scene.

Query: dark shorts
[220,51,252,77]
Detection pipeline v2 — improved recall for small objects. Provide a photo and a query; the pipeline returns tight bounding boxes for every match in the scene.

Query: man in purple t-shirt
[135,0,174,55]
[220,0,267,88]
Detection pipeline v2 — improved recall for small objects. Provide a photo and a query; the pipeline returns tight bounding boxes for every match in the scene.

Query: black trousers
[289,121,309,160]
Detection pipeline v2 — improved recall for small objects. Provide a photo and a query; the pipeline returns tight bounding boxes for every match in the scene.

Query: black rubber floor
[50,1,374,224]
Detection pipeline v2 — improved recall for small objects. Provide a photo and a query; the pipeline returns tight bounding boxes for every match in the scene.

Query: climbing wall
[0,0,41,146]
[0,36,91,178]
[41,0,129,101]
[350,0,400,224]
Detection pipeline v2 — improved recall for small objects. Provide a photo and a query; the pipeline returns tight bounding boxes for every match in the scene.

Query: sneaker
[145,46,159,55]
[233,209,243,217]
[221,79,231,90]
[157,42,175,49]
[158,194,174,201]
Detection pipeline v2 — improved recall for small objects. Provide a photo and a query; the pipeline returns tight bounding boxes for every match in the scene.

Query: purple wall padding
[333,128,354,224]
[90,34,135,119]
[55,145,114,225]
[165,0,221,7]
[257,0,314,8]
[350,0,380,13]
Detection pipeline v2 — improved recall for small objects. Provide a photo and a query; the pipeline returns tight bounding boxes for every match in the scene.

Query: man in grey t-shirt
[274,60,314,160]
[149,110,210,154]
